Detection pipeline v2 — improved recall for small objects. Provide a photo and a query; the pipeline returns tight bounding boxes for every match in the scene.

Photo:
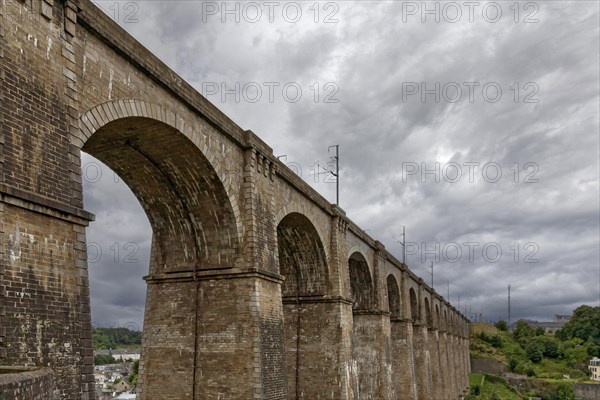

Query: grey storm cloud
[85,0,599,328]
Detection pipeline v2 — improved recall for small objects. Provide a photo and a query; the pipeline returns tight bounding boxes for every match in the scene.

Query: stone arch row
[272,207,469,337]
[388,274,469,337]
[78,101,470,341]
[78,102,469,399]
[346,249,469,338]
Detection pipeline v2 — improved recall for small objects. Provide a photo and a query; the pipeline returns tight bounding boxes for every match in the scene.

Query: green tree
[555,382,574,400]
[564,342,589,368]
[526,341,544,363]
[92,327,142,350]
[495,320,508,331]
[587,342,600,357]
[544,338,560,358]
[513,320,535,340]
[489,335,503,348]
[556,305,600,342]
[535,327,546,336]
[128,360,140,384]
[94,354,117,365]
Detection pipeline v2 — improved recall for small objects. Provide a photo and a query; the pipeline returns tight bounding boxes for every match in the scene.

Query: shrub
[470,385,481,395]
[554,382,574,400]
[535,327,546,336]
[526,341,544,363]
[489,335,503,348]
[509,358,518,372]
[495,320,508,331]
[514,320,535,340]
[544,339,560,358]
[484,374,508,385]
[94,354,117,365]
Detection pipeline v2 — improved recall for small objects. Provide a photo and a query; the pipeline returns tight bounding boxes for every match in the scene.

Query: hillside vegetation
[92,327,142,350]
[468,305,600,400]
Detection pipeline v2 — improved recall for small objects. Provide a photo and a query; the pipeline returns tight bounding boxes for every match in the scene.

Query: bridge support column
[440,331,451,400]
[391,319,418,400]
[140,271,288,400]
[428,328,444,400]
[456,336,465,394]
[460,336,467,394]
[283,297,354,400]
[452,335,461,398]
[352,311,393,399]
[0,197,96,400]
[413,323,432,400]
[466,337,472,385]
[463,337,470,390]
[445,334,456,399]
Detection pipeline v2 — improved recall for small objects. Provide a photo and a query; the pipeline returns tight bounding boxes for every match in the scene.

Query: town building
[589,358,600,382]
[94,349,141,362]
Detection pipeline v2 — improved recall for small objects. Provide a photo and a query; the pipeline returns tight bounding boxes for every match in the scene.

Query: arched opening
[388,273,410,398]
[82,151,149,383]
[444,310,448,331]
[409,288,420,323]
[387,274,401,320]
[424,297,433,327]
[277,212,328,399]
[349,252,379,397]
[435,305,440,330]
[83,117,240,273]
[82,116,241,398]
[278,213,328,297]
[348,252,375,311]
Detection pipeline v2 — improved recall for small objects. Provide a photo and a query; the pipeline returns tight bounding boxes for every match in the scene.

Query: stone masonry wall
[574,383,600,400]
[0,367,55,400]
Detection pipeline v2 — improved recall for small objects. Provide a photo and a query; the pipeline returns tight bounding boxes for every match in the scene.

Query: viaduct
[0,0,470,398]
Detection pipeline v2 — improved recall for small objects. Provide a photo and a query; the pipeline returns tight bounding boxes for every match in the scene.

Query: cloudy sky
[82,0,600,330]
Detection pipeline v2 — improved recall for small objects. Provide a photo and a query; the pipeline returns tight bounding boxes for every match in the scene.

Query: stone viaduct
[0,0,470,398]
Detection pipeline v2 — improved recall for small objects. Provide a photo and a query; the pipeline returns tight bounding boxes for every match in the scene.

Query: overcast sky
[82,0,600,330]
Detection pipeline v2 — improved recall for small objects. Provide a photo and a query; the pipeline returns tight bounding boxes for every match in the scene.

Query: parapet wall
[0,367,55,400]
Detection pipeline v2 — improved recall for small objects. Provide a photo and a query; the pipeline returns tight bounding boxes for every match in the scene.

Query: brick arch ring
[274,203,331,266]
[77,99,244,240]
[346,245,372,273]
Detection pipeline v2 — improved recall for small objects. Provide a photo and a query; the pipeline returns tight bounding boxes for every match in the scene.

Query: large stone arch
[348,252,375,311]
[79,109,252,399]
[79,100,244,241]
[424,297,433,327]
[409,287,420,323]
[82,116,241,273]
[444,309,449,331]
[277,212,329,296]
[387,274,401,320]
[349,251,382,398]
[277,212,330,399]
[274,202,331,267]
